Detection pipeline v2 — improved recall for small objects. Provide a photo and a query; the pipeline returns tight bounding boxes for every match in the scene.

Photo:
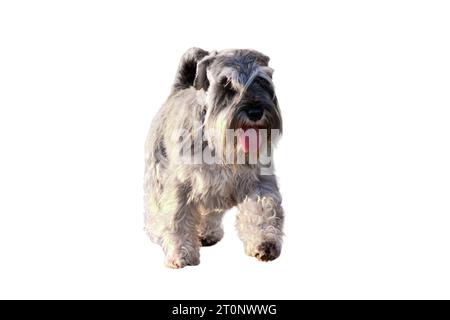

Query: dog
[144,48,284,268]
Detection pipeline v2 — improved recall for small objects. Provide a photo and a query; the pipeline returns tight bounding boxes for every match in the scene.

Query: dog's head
[192,49,282,163]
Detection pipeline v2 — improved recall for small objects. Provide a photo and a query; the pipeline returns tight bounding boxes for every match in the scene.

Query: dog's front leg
[155,182,201,269]
[236,175,284,262]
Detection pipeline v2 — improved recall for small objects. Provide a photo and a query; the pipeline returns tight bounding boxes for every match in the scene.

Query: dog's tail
[171,47,209,93]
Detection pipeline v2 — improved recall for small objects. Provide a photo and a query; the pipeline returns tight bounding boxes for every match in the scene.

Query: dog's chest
[190,166,254,209]
[191,167,235,199]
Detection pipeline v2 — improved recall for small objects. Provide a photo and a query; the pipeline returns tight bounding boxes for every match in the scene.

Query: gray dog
[144,48,284,268]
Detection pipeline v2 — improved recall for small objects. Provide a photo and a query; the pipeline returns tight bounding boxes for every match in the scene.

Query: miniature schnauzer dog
[144,48,284,268]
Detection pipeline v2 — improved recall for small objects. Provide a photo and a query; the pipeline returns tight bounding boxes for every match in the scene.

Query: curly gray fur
[144,48,284,268]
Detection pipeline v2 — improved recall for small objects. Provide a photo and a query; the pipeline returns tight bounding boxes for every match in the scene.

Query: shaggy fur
[144,48,284,268]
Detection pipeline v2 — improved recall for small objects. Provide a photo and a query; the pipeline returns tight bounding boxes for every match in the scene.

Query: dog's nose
[246,106,264,121]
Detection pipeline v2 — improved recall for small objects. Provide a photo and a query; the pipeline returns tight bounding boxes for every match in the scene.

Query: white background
[0,1,449,299]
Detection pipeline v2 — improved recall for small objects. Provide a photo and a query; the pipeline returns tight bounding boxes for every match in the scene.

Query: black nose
[246,106,264,121]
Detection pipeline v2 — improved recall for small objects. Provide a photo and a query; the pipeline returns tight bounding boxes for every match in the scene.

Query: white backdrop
[1,1,449,299]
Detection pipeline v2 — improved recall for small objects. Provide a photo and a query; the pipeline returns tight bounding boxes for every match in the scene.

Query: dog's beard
[203,109,279,166]
[202,109,232,164]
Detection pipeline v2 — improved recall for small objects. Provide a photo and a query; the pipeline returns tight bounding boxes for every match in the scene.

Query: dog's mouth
[238,126,264,153]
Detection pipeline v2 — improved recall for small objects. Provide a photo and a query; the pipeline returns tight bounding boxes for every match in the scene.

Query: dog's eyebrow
[237,67,273,98]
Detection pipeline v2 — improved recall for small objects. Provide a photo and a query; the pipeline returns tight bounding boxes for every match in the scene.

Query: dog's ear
[193,54,215,91]
[253,51,270,66]
[172,47,209,93]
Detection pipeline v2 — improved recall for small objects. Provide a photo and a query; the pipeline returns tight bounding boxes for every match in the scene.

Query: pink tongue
[241,129,261,153]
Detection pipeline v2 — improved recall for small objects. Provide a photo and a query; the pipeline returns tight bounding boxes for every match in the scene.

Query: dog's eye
[254,77,274,97]
[219,78,236,96]
[255,77,271,89]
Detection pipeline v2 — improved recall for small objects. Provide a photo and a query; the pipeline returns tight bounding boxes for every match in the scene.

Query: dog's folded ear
[172,47,209,93]
[193,54,216,91]
[252,51,270,66]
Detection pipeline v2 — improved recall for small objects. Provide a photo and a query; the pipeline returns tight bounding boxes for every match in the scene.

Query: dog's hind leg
[197,209,225,247]
[146,180,201,269]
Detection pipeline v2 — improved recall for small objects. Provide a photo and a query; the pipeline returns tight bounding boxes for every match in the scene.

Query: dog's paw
[249,241,281,262]
[199,235,222,247]
[198,228,224,247]
[165,252,200,269]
